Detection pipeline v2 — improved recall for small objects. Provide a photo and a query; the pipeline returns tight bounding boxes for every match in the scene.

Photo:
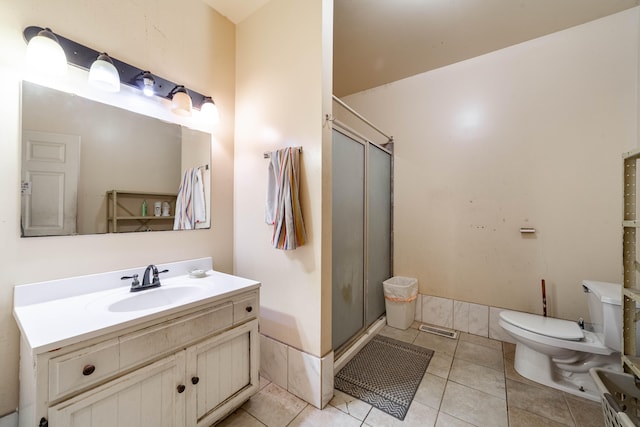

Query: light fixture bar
[23,26,209,109]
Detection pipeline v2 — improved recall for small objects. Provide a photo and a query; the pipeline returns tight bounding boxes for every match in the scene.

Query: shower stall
[331,100,393,354]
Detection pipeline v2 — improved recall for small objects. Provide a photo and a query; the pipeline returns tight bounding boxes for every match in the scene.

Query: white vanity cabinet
[49,352,187,426]
[16,275,260,427]
[186,320,256,424]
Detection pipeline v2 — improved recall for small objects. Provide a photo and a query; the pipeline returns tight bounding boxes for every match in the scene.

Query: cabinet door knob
[191,376,200,385]
[246,306,253,313]
[177,384,186,393]
[82,365,96,376]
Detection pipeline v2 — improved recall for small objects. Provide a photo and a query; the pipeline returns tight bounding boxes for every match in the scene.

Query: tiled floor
[216,323,605,426]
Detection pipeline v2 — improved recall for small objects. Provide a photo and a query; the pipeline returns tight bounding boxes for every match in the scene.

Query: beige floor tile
[506,379,574,425]
[259,375,271,391]
[507,406,572,426]
[564,394,604,427]
[427,352,454,379]
[502,342,516,361]
[413,331,458,355]
[246,334,597,427]
[409,321,421,329]
[242,382,308,427]
[288,404,362,427]
[413,372,447,410]
[457,332,502,351]
[378,325,420,343]
[434,412,476,427]
[215,409,266,427]
[364,400,438,427]
[448,358,505,399]
[440,381,508,427]
[329,389,372,420]
[454,340,504,372]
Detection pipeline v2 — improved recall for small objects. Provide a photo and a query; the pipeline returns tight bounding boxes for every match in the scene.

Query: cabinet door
[49,353,186,427]
[186,319,259,426]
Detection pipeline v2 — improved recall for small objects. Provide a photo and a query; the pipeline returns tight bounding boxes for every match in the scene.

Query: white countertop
[13,258,260,353]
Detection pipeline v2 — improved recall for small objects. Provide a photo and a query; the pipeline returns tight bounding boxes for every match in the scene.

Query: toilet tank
[582,280,622,351]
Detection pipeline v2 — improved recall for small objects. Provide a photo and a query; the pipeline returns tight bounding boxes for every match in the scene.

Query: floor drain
[419,324,458,339]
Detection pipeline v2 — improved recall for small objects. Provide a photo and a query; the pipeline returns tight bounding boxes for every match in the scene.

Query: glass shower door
[366,145,392,327]
[332,128,392,352]
[332,130,365,351]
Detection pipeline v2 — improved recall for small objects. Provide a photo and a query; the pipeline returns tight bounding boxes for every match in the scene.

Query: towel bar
[264,147,303,159]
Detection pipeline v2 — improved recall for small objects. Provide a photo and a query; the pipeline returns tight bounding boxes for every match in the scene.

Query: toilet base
[513,342,620,401]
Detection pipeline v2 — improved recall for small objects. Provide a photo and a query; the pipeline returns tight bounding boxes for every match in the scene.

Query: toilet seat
[499,313,613,355]
[500,311,584,341]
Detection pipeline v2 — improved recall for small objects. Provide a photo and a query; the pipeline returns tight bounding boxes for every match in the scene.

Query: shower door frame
[331,120,394,356]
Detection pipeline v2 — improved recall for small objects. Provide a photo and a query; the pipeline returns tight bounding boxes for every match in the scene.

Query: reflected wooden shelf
[106,190,177,233]
[622,150,640,382]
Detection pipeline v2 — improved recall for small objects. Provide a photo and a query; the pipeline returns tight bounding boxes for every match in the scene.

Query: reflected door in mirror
[21,130,80,237]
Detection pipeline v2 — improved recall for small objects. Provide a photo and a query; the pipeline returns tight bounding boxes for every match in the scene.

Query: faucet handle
[152,269,169,285]
[121,274,140,288]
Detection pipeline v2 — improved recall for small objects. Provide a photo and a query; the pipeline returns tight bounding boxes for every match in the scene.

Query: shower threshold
[334,317,387,374]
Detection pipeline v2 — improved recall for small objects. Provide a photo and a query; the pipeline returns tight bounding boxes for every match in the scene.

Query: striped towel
[173,167,206,230]
[269,147,306,250]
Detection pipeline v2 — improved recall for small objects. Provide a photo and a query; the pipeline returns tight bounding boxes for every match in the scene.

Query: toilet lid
[500,311,584,341]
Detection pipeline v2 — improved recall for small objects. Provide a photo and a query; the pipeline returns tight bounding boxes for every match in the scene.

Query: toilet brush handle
[541,279,547,317]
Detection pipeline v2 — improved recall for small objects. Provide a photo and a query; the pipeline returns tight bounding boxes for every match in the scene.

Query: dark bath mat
[335,334,434,420]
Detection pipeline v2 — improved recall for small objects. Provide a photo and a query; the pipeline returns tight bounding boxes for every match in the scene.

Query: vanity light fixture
[23,26,217,119]
[25,27,67,75]
[88,53,120,92]
[201,96,220,124]
[169,85,193,117]
[140,71,155,97]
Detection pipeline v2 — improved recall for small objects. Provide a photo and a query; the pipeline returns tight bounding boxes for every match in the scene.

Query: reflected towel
[174,167,206,230]
[270,147,306,250]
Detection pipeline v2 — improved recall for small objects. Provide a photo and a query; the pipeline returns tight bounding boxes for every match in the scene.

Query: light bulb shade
[171,86,192,116]
[89,53,120,92]
[201,97,220,124]
[25,28,67,75]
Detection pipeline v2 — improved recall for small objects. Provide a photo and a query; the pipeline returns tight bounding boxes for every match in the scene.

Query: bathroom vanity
[13,258,260,427]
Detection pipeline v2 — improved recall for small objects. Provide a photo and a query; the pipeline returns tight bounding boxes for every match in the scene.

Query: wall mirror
[20,81,211,237]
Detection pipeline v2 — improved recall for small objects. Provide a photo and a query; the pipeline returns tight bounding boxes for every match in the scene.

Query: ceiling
[201,0,270,24]
[207,0,640,97]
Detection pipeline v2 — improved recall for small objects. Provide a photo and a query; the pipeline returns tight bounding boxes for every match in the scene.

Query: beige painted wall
[342,8,639,323]
[0,0,235,416]
[234,0,333,357]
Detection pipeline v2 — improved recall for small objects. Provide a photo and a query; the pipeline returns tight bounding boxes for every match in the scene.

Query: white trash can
[383,276,418,330]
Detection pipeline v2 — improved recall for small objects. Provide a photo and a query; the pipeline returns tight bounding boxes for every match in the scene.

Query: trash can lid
[383,276,418,288]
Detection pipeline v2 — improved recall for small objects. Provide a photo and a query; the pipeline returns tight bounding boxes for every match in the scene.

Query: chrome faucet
[121,264,169,292]
[141,264,169,289]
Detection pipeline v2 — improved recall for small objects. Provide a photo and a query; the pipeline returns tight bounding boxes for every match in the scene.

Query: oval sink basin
[107,286,205,312]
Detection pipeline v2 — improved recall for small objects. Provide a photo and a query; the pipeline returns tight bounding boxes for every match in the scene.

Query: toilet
[498,280,626,401]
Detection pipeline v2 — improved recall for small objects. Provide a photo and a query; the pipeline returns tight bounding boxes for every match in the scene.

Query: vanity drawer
[233,292,259,324]
[120,302,233,370]
[49,338,120,401]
